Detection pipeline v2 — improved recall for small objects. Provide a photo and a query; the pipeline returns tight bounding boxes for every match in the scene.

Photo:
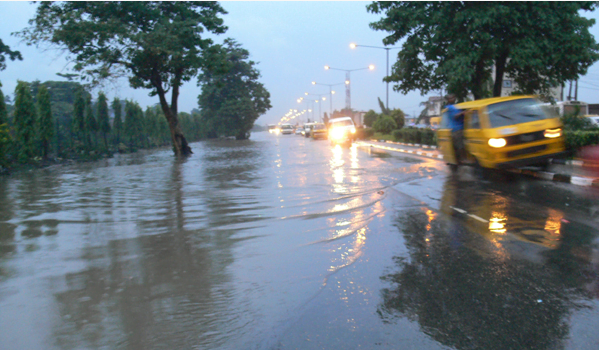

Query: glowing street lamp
[311,81,345,116]
[350,43,400,110]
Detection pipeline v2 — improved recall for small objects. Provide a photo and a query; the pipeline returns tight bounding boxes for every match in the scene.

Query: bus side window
[440,111,451,129]
[469,111,480,129]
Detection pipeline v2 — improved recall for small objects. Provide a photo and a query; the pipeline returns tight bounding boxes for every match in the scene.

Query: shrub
[373,115,397,134]
[561,114,596,131]
[356,128,375,140]
[363,110,378,128]
[564,130,599,151]
[392,128,437,146]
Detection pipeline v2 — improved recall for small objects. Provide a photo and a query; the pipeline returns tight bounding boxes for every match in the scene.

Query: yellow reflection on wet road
[489,212,507,234]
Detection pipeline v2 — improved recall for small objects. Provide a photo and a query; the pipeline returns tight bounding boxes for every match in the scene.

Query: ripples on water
[0,133,402,349]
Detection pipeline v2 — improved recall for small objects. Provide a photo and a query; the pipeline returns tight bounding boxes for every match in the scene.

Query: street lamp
[350,43,400,110]
[304,93,327,122]
[324,64,375,110]
[311,81,345,116]
[297,97,315,122]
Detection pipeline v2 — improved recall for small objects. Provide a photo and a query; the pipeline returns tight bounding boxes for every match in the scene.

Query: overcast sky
[2,1,599,126]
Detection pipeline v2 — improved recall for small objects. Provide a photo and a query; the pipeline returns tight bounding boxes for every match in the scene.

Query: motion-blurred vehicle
[311,123,328,140]
[438,96,566,170]
[280,124,294,135]
[328,116,356,145]
[303,123,315,138]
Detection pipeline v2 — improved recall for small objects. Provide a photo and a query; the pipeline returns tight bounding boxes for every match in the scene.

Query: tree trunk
[493,51,509,97]
[153,73,192,157]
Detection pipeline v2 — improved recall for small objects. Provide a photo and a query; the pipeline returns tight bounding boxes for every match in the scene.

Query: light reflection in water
[544,209,563,236]
[489,212,507,234]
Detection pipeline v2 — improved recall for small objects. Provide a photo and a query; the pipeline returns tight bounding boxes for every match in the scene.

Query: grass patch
[372,132,395,141]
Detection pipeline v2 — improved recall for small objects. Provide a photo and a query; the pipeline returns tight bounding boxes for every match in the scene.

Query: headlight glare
[488,138,507,148]
[544,128,562,138]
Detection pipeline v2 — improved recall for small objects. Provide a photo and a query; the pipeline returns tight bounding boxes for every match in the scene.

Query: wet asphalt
[1,132,599,350]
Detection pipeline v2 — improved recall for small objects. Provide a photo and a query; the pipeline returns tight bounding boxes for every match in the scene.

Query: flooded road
[1,132,599,349]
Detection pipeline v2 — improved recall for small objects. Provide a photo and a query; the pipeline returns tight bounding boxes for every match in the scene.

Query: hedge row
[392,128,437,146]
[355,128,375,140]
[564,130,599,151]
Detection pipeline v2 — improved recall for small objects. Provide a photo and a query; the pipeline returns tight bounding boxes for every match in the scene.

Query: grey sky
[2,1,599,126]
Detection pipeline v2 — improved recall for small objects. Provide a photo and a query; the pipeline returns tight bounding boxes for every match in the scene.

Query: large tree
[20,2,228,156]
[198,39,271,140]
[367,2,599,100]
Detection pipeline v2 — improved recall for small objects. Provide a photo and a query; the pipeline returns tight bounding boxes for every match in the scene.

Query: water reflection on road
[378,167,599,350]
[0,133,399,349]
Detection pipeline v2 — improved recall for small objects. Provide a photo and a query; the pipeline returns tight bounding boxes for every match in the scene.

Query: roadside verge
[356,140,599,188]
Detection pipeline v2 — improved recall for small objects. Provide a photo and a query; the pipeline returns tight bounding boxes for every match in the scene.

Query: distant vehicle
[303,123,315,138]
[311,123,328,140]
[328,116,356,145]
[268,124,279,134]
[295,127,303,135]
[280,124,294,135]
[584,115,599,127]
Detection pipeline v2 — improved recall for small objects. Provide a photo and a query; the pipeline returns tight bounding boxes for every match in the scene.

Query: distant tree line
[0,79,230,171]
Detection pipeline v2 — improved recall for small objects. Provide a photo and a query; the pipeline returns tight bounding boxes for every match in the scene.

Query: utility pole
[568,81,573,100]
[575,80,578,101]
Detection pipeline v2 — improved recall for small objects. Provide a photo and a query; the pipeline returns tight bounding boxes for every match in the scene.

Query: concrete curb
[358,141,599,188]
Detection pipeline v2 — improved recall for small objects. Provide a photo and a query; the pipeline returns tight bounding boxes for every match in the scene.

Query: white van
[328,116,356,144]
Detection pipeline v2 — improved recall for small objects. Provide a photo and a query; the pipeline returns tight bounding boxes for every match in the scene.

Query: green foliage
[97,93,110,134]
[378,97,390,115]
[393,128,437,145]
[368,2,599,100]
[0,86,10,167]
[13,81,37,162]
[112,97,123,144]
[36,85,54,158]
[72,88,85,136]
[564,130,599,151]
[124,100,145,149]
[20,2,228,156]
[389,108,405,129]
[561,114,596,131]
[356,128,375,140]
[373,115,397,134]
[363,109,378,127]
[373,132,395,141]
[198,39,271,140]
[0,38,22,71]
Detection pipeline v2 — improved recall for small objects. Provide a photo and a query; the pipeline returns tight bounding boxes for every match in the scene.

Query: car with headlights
[311,123,328,140]
[280,124,294,135]
[437,95,566,170]
[303,122,315,138]
[328,116,356,145]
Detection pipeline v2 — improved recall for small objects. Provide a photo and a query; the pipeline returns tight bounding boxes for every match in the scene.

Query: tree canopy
[20,1,228,156]
[367,2,599,100]
[197,39,271,140]
[0,38,22,71]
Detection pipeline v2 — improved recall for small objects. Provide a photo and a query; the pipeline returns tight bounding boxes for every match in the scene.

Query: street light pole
[305,93,327,122]
[324,64,375,111]
[311,81,345,116]
[350,43,400,110]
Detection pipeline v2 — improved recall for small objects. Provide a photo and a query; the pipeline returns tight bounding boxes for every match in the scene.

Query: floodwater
[1,132,599,350]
